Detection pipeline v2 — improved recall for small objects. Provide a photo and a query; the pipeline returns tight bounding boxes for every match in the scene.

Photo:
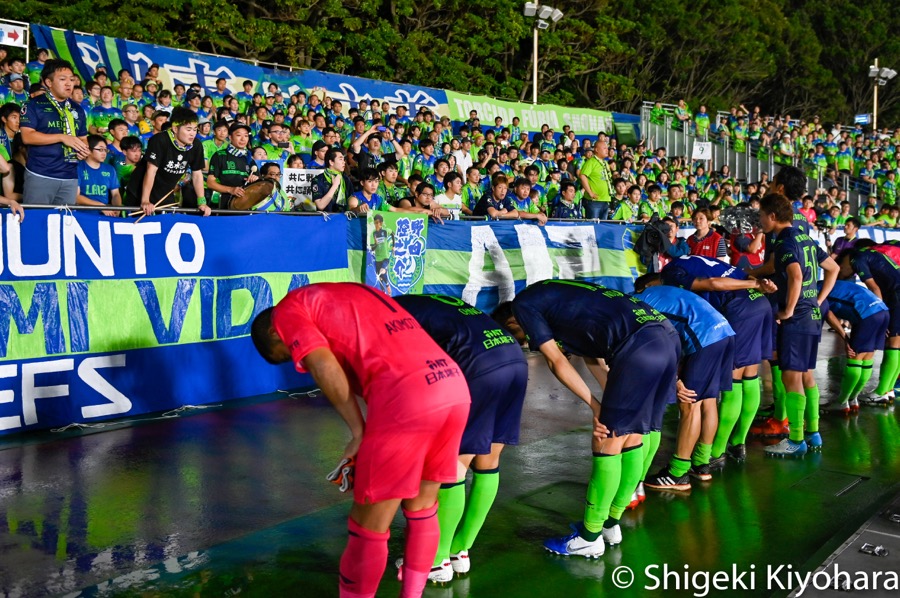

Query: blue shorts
[458,360,528,455]
[851,311,890,353]
[770,300,780,357]
[604,323,681,435]
[682,336,735,400]
[887,303,900,337]
[726,299,773,368]
[776,329,819,372]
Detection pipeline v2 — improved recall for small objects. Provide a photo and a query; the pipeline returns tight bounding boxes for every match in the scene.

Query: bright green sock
[641,431,661,480]
[875,348,900,395]
[609,444,643,520]
[712,381,743,457]
[691,442,712,467]
[449,468,499,554]
[732,376,761,445]
[852,359,875,398]
[582,454,622,537]
[786,391,806,442]
[668,456,692,478]
[839,360,863,403]
[772,363,787,421]
[434,480,466,566]
[804,385,820,434]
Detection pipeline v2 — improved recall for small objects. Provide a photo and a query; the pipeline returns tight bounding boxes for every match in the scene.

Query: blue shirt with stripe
[819,279,887,325]
[637,286,734,356]
[77,161,119,204]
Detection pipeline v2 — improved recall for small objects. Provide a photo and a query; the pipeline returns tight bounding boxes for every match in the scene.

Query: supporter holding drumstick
[124,106,211,216]
[206,122,257,209]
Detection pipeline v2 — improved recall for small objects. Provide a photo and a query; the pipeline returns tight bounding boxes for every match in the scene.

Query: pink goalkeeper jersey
[271,283,469,422]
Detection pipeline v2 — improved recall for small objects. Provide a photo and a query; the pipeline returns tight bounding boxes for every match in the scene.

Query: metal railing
[639,102,865,213]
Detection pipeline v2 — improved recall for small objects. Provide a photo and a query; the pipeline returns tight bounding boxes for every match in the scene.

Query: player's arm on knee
[538,340,595,407]
[303,347,365,440]
[583,357,609,391]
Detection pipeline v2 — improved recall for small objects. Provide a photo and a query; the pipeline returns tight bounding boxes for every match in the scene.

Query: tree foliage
[8,0,900,124]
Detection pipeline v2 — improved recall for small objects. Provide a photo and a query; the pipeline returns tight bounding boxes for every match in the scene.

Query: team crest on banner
[365,212,428,296]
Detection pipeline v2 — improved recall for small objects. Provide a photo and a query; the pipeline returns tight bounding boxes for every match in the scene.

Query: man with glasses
[121,104,142,137]
[322,127,342,148]
[77,134,122,216]
[125,107,211,216]
[262,123,291,162]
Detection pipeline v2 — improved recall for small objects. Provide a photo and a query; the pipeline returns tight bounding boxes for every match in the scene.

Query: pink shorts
[354,401,469,504]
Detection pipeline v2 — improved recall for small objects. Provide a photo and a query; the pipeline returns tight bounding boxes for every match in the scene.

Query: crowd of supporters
[1,49,899,235]
[649,100,900,201]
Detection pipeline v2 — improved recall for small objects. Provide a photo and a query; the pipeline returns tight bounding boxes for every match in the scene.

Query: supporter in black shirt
[125,107,211,215]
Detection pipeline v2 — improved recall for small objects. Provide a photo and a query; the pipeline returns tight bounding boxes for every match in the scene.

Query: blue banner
[0,212,349,436]
[420,220,637,313]
[32,24,447,112]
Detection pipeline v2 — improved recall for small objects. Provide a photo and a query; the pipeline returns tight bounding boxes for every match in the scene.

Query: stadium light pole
[524,2,564,105]
[869,58,897,132]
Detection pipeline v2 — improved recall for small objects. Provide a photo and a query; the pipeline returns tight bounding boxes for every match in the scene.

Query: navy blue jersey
[851,249,900,305]
[771,226,827,334]
[660,255,762,313]
[512,279,670,358]
[637,286,735,356]
[395,294,525,379]
[20,95,88,179]
[818,280,887,325]
[473,194,515,217]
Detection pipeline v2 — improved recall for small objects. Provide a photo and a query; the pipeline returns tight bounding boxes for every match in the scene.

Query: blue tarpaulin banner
[0,211,349,436]
[31,23,449,114]
[420,220,638,313]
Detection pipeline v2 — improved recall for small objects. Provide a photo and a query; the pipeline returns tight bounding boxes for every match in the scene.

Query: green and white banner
[445,90,615,136]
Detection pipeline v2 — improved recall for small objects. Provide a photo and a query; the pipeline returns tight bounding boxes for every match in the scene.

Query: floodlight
[551,8,564,21]
[524,2,537,16]
[869,66,880,78]
[881,68,897,80]
[536,19,550,29]
[538,6,553,19]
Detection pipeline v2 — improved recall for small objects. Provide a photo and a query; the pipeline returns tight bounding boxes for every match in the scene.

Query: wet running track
[2,333,900,597]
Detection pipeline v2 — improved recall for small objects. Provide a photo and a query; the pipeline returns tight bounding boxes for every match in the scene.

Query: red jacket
[688,230,723,258]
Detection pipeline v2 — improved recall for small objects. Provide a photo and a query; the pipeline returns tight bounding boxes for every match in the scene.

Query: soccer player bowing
[251,283,470,598]
[634,277,735,490]
[395,294,527,583]
[493,280,680,557]
[836,240,900,406]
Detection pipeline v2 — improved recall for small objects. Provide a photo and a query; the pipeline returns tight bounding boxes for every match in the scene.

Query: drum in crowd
[230,177,291,212]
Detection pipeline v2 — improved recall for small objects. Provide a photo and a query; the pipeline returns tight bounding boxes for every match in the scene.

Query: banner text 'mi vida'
[0,214,314,361]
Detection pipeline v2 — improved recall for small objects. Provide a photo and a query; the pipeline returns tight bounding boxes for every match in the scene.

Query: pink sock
[339,517,389,598]
[399,502,440,598]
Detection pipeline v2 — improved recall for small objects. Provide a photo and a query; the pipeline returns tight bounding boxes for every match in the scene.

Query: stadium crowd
[0,52,898,232]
